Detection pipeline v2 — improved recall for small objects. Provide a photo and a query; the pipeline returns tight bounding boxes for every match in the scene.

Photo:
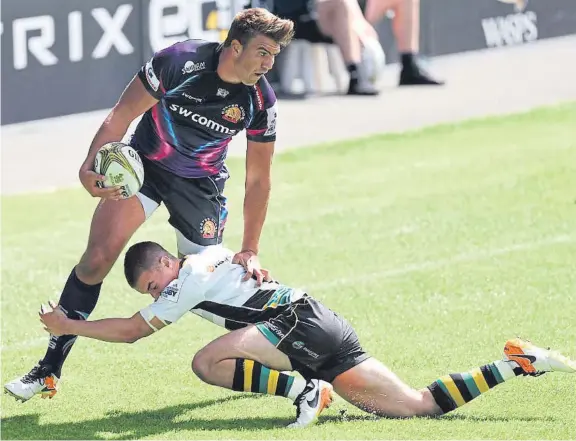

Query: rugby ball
[94,142,144,199]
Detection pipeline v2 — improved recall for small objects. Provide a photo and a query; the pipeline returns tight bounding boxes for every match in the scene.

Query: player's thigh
[78,159,162,281]
[84,156,162,253]
[316,0,338,37]
[159,169,229,253]
[79,196,148,275]
[364,0,398,23]
[193,325,293,372]
[332,357,435,417]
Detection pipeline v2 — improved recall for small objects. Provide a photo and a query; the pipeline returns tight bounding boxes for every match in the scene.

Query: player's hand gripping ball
[94,142,145,199]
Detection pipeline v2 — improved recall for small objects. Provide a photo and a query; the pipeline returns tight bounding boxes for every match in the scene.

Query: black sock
[347,63,359,84]
[41,268,102,377]
[401,52,416,70]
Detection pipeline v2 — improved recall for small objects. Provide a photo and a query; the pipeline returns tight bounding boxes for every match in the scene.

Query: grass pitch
[2,103,576,440]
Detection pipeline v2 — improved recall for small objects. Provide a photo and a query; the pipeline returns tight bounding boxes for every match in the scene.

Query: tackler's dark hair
[124,241,170,288]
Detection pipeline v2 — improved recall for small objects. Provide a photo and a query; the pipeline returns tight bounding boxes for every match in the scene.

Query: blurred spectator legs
[364,0,444,85]
[316,0,380,95]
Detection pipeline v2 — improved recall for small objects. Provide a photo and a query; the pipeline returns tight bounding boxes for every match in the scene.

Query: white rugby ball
[94,142,144,199]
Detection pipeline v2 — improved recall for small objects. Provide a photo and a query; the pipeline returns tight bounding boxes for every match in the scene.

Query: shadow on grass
[3,394,557,440]
[1,394,294,440]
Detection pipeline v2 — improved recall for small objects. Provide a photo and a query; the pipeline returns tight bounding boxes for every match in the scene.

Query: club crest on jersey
[222,104,245,123]
[200,218,217,239]
[217,88,229,98]
[182,60,206,74]
[160,279,180,303]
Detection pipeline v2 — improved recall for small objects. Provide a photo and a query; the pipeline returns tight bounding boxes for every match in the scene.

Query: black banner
[373,0,576,64]
[425,0,576,56]
[1,0,575,124]
[1,0,144,124]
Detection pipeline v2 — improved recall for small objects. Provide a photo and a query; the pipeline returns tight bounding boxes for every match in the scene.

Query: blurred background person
[247,0,439,95]
[315,0,383,95]
[248,0,384,96]
[361,0,443,85]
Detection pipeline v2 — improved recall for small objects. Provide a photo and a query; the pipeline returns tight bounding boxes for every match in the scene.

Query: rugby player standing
[5,8,294,402]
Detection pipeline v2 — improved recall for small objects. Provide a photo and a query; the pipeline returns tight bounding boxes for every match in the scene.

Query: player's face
[234,35,280,85]
[134,257,178,299]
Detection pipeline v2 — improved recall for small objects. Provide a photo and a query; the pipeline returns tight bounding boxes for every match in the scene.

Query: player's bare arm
[79,76,158,200]
[233,140,275,285]
[39,300,164,343]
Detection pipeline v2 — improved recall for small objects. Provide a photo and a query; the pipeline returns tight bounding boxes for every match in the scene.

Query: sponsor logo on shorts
[266,322,286,339]
[222,104,245,123]
[200,218,217,239]
[302,346,320,359]
[292,340,320,359]
[182,60,205,74]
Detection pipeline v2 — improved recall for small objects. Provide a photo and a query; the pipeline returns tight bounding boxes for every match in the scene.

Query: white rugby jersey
[139,246,305,331]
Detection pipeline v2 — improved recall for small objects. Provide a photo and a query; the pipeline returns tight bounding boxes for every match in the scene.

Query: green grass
[2,103,576,440]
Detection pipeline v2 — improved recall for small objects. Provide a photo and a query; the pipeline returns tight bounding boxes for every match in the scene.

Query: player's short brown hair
[224,8,294,48]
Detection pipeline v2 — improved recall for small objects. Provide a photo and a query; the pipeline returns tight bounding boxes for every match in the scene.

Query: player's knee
[77,245,120,283]
[191,351,214,384]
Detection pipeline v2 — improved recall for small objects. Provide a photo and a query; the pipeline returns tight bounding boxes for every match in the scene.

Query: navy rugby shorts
[138,155,229,247]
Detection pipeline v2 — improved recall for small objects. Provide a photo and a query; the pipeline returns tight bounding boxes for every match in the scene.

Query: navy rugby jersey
[131,40,278,178]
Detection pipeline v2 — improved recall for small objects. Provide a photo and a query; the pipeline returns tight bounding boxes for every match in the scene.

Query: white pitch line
[306,234,575,291]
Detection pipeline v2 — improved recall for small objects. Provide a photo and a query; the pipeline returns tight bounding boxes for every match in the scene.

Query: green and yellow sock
[232,359,306,401]
[428,360,522,413]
